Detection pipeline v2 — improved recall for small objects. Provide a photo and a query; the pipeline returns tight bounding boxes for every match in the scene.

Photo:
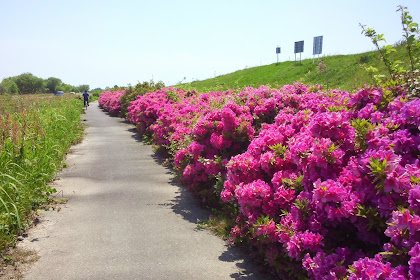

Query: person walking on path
[83,90,89,107]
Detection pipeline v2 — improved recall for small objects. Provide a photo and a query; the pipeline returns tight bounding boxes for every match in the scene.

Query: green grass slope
[179,45,418,92]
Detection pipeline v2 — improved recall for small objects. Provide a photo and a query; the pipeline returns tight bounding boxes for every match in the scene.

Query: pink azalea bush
[98,90,125,116]
[100,83,420,279]
[223,86,419,279]
[125,87,253,203]
[175,101,255,204]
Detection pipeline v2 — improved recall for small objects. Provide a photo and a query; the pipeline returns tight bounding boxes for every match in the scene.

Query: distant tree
[0,84,6,94]
[8,80,19,94]
[14,73,44,94]
[0,78,19,94]
[90,87,104,98]
[77,85,90,92]
[90,87,103,95]
[45,77,62,93]
[57,83,78,93]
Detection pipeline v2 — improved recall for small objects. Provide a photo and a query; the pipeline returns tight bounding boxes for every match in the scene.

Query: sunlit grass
[179,45,419,92]
[0,94,84,250]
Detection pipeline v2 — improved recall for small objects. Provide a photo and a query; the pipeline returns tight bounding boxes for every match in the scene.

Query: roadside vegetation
[0,94,84,250]
[100,82,419,279]
[99,6,419,279]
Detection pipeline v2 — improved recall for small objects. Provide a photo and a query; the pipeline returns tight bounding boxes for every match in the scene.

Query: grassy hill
[178,44,418,93]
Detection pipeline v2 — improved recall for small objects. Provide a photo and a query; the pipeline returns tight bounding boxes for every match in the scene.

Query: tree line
[0,73,91,94]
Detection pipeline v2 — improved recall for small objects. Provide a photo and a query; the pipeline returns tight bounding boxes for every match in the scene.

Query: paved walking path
[20,102,272,280]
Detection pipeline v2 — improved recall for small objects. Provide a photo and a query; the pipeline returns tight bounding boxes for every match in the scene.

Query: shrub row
[99,84,419,279]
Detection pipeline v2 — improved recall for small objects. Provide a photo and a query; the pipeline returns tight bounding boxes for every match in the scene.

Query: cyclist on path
[83,90,89,107]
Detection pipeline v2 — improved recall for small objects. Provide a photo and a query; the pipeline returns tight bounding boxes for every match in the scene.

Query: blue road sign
[294,41,304,54]
[313,36,323,55]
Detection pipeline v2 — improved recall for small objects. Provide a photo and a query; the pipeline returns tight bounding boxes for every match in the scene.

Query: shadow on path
[126,126,279,280]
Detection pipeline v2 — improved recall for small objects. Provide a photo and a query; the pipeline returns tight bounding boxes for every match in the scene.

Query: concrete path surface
[19,102,273,280]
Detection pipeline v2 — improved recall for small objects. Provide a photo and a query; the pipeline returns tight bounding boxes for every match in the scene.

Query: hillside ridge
[178,45,418,92]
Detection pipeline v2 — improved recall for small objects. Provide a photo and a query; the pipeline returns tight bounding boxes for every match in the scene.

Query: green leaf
[408,22,418,29]
[382,45,396,54]
[367,157,389,190]
[411,175,420,184]
[269,143,287,158]
[351,118,373,150]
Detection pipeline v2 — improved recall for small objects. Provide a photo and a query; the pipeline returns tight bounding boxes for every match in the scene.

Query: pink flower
[235,180,272,215]
[409,242,420,280]
[286,230,323,259]
[409,184,420,212]
[313,179,347,203]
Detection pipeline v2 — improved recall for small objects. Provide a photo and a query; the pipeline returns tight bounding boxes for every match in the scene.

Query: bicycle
[83,90,90,110]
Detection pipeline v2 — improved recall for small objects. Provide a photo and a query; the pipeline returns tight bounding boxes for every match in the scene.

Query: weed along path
[19,101,271,280]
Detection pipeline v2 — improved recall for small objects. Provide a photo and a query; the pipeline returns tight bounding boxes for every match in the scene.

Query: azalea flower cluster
[125,87,257,202]
[98,90,125,116]
[99,84,420,279]
[126,87,190,139]
[223,86,419,279]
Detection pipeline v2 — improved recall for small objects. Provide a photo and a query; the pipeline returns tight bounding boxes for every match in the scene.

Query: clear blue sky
[1,0,419,89]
